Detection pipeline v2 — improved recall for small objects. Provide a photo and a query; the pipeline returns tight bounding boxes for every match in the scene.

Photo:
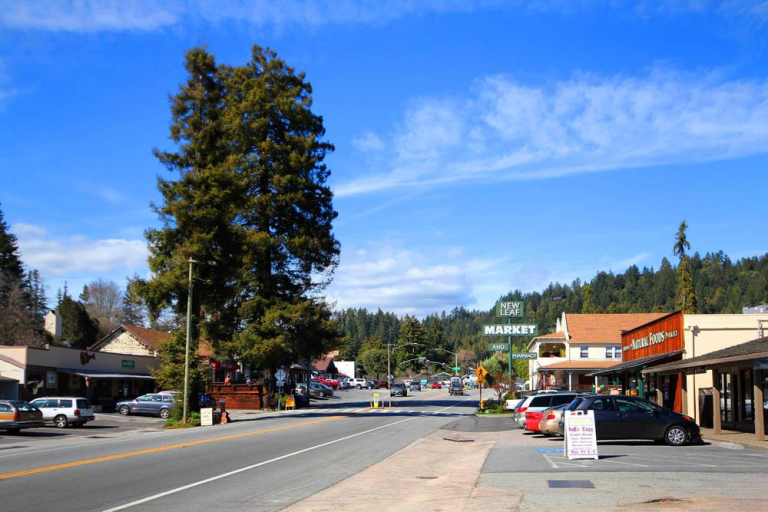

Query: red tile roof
[537,331,566,340]
[565,313,668,344]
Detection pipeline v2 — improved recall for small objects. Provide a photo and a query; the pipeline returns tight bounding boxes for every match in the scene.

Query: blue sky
[1,1,767,316]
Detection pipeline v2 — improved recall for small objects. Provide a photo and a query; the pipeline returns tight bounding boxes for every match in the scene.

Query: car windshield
[12,401,38,412]
[565,398,583,411]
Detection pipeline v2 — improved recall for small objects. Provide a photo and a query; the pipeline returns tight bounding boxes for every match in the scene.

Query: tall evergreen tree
[120,274,147,326]
[58,296,99,349]
[0,203,24,284]
[674,221,698,313]
[143,45,341,373]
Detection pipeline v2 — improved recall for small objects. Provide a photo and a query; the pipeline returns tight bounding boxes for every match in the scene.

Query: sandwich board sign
[563,410,598,460]
[200,408,214,427]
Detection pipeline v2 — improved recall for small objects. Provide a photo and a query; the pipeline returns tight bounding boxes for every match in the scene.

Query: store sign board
[510,352,537,360]
[200,408,214,426]
[483,324,538,336]
[122,360,135,368]
[564,410,599,460]
[623,329,679,353]
[496,301,524,318]
[487,342,510,352]
[621,312,684,362]
[754,358,768,370]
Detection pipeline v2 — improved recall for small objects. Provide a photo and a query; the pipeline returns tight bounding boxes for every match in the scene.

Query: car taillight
[517,407,527,413]
[682,415,693,423]
[13,412,19,421]
[74,409,81,416]
[547,412,555,420]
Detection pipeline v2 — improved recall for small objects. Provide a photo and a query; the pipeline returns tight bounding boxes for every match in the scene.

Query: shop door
[720,372,735,428]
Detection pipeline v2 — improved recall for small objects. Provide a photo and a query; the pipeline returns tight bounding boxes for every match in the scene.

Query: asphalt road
[0,388,478,512]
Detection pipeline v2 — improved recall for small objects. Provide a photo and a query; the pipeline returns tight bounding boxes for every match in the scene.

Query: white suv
[346,378,368,389]
[30,397,95,428]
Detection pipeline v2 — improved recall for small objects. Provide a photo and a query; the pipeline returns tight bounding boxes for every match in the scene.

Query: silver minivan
[30,397,95,428]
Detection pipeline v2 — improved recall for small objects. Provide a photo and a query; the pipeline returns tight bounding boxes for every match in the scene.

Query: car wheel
[159,408,170,419]
[664,425,689,446]
[5,428,20,435]
[54,414,68,428]
[356,385,361,390]
[119,405,131,416]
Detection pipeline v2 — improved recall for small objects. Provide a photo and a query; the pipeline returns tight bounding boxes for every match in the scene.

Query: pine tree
[58,296,100,349]
[119,274,147,326]
[674,221,698,313]
[144,45,341,374]
[0,203,24,283]
[581,284,597,313]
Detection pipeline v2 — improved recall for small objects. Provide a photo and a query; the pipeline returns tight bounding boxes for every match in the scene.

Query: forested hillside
[334,251,768,370]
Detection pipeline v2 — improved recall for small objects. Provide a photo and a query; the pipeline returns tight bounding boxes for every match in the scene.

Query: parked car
[117,393,176,419]
[514,393,579,429]
[524,410,545,432]
[390,382,407,397]
[538,404,569,436]
[431,382,442,389]
[338,379,351,390]
[319,378,339,389]
[0,400,44,434]
[373,380,389,389]
[30,397,94,428]
[346,378,369,389]
[309,381,334,397]
[559,395,701,446]
[505,398,524,411]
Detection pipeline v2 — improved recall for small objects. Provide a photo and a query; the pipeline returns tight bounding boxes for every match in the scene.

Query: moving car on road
[431,382,442,389]
[390,382,407,397]
[449,378,463,396]
[0,400,44,434]
[117,393,176,419]
[30,397,95,428]
[559,395,701,446]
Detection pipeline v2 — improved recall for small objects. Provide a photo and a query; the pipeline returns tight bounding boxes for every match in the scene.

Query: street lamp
[386,342,420,407]
[182,258,198,424]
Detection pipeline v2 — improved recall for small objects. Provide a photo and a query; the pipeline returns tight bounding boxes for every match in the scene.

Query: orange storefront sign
[621,311,683,362]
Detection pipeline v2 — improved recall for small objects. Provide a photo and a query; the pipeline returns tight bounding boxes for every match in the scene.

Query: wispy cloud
[351,131,385,153]
[13,222,147,276]
[336,68,768,196]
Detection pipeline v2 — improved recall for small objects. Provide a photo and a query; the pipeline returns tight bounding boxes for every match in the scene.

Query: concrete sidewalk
[700,427,768,450]
[286,428,520,512]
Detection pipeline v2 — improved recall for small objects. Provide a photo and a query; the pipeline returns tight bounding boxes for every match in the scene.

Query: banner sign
[564,410,599,460]
[487,342,510,352]
[496,301,524,318]
[510,352,537,360]
[483,324,538,336]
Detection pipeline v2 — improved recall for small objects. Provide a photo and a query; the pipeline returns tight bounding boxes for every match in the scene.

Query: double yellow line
[0,415,344,481]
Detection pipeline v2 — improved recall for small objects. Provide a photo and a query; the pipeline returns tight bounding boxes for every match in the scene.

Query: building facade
[528,312,666,392]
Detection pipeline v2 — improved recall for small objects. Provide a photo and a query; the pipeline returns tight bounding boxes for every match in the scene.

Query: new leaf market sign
[483,324,538,336]
[496,301,524,317]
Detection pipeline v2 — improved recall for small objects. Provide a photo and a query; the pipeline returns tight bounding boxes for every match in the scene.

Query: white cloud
[335,68,768,196]
[0,0,494,32]
[351,131,385,153]
[13,223,147,276]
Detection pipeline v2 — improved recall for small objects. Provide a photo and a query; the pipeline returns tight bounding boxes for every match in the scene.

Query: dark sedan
[390,383,407,397]
[559,395,700,446]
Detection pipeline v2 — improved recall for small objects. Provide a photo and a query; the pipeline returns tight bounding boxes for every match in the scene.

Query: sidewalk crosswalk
[308,407,461,416]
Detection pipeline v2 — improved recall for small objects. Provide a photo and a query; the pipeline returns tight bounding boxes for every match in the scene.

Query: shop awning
[539,361,618,371]
[588,350,685,376]
[641,337,768,375]
[60,369,155,380]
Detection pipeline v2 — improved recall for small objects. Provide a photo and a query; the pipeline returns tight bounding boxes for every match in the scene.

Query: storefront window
[743,369,753,421]
[720,373,733,425]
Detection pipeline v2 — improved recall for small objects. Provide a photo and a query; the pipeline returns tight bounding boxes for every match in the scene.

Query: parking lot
[481,423,768,475]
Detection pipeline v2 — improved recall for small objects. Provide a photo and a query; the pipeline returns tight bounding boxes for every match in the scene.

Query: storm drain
[548,480,594,489]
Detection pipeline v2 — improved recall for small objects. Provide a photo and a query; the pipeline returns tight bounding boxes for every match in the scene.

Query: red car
[319,378,339,389]
[431,382,442,389]
[524,411,545,432]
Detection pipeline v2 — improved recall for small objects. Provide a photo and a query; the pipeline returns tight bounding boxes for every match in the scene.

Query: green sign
[496,301,524,317]
[452,366,461,371]
[122,360,135,368]
[510,352,537,360]
[483,324,538,336]
[487,342,510,352]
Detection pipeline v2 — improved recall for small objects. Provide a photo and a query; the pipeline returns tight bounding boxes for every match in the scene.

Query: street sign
[475,365,488,379]
[487,342,510,352]
[510,352,537,360]
[477,376,486,385]
[452,366,461,371]
[276,379,285,387]
[275,369,286,381]
[496,301,524,318]
[483,324,538,336]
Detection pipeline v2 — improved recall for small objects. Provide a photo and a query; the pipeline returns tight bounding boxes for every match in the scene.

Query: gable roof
[537,331,566,340]
[90,324,172,352]
[565,313,668,344]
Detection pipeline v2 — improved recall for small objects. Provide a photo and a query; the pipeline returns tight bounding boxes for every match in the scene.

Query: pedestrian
[224,374,232,385]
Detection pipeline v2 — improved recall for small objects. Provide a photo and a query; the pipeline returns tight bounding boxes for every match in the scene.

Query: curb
[703,438,745,450]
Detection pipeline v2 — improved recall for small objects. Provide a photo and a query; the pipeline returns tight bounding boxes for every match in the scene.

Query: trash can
[294,393,310,409]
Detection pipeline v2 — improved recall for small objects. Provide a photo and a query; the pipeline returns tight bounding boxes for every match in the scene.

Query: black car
[390,383,408,397]
[559,395,700,446]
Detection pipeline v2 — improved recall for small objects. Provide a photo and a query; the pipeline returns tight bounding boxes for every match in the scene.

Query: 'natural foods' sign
[621,312,683,361]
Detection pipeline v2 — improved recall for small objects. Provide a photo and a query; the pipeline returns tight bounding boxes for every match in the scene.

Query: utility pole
[182,258,197,424]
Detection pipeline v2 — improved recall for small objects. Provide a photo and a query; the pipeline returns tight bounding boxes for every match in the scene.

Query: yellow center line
[0,415,345,481]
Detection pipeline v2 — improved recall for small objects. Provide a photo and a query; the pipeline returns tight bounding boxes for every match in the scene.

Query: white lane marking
[103,396,476,512]
[599,459,648,467]
[542,454,559,469]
